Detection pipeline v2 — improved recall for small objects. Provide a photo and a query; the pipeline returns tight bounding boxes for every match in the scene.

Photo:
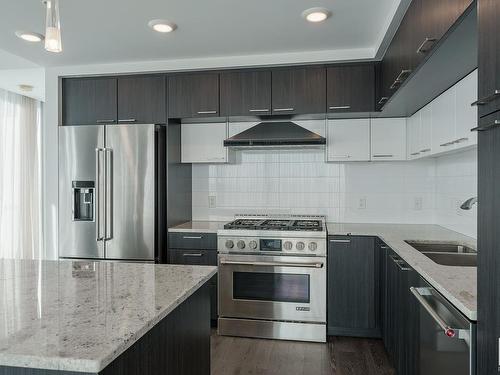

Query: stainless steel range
[217,214,327,343]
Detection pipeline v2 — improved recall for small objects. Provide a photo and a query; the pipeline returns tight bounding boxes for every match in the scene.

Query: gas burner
[223,215,324,232]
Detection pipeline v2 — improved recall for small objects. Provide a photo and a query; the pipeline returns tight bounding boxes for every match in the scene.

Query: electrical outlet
[358,197,367,210]
[208,195,216,208]
[414,197,423,211]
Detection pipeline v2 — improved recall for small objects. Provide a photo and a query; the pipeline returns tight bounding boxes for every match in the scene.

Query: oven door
[218,254,326,323]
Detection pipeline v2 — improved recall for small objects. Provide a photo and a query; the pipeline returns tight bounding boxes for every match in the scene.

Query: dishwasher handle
[410,287,460,338]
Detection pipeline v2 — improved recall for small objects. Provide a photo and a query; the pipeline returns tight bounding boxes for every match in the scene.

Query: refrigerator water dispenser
[72,181,94,221]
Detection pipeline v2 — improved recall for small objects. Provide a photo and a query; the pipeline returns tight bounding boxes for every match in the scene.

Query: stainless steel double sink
[405,241,477,267]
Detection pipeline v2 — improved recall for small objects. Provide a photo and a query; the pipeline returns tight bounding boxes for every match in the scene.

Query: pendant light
[44,0,62,53]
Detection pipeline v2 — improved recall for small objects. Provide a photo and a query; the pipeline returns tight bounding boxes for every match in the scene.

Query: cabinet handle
[329,105,351,110]
[471,90,500,106]
[197,110,217,115]
[330,239,351,243]
[183,253,204,257]
[249,109,269,113]
[389,69,412,89]
[273,108,294,112]
[416,37,437,54]
[118,118,137,123]
[471,120,500,132]
[331,155,351,159]
[182,236,203,239]
[419,148,431,153]
[439,141,455,147]
[452,137,468,144]
[96,119,116,124]
[410,152,420,156]
[396,261,412,271]
[378,97,389,105]
[372,154,394,158]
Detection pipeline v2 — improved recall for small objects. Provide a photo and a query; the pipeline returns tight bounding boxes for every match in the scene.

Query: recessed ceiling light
[148,20,177,33]
[302,8,331,23]
[15,31,44,42]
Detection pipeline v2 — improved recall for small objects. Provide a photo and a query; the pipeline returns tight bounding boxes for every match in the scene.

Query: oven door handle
[219,260,324,268]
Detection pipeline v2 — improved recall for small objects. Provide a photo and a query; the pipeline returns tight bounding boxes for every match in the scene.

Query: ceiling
[0,0,401,67]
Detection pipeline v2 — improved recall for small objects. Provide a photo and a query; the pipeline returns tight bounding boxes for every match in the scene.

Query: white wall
[434,148,477,238]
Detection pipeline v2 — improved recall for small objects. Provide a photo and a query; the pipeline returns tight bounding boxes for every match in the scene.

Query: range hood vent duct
[223,121,326,147]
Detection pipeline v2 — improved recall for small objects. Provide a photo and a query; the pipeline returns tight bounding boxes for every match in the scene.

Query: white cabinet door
[407,110,421,159]
[181,122,227,163]
[370,118,406,161]
[327,119,370,162]
[419,105,433,156]
[454,70,478,149]
[431,88,456,155]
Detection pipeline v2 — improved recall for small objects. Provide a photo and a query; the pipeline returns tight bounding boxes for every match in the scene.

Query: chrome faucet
[460,197,478,210]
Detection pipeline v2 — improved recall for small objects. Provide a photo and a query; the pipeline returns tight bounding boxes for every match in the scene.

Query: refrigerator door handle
[95,148,104,241]
[105,148,113,241]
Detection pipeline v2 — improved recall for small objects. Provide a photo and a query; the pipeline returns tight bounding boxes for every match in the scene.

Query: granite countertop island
[0,259,216,374]
[169,220,477,321]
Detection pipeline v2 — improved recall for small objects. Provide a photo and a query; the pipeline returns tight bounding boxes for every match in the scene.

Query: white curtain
[0,89,42,259]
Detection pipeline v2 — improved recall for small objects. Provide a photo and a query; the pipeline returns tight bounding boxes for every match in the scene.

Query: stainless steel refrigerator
[58,123,191,262]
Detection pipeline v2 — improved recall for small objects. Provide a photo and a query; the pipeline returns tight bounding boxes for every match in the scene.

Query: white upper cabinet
[407,110,421,160]
[370,118,407,161]
[327,119,370,162]
[419,105,433,156]
[431,87,457,155]
[454,70,478,149]
[181,122,228,163]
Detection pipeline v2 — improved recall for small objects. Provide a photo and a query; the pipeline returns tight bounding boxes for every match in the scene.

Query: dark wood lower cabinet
[477,125,500,374]
[0,286,211,375]
[327,236,380,337]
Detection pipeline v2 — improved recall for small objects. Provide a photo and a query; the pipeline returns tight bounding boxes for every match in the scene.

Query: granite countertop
[0,259,217,373]
[168,220,226,233]
[326,223,477,321]
[169,220,477,321]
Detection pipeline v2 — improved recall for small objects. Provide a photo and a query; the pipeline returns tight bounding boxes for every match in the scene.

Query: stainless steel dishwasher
[411,284,476,375]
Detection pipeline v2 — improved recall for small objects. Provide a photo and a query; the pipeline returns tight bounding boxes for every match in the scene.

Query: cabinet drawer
[169,232,217,250]
[168,249,217,266]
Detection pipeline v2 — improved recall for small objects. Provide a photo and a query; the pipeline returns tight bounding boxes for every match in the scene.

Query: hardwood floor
[211,332,395,375]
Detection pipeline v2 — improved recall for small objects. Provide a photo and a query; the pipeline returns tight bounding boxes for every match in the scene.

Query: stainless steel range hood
[223,121,326,148]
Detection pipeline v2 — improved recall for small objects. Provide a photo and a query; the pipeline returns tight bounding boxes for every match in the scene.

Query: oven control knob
[237,240,246,250]
[309,242,318,252]
[225,240,234,249]
[283,241,293,251]
[296,242,305,251]
[248,240,257,250]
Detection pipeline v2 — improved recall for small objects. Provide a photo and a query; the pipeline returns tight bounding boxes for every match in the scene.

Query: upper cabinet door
[478,0,500,117]
[370,118,407,161]
[326,119,371,162]
[327,64,375,113]
[431,88,457,153]
[168,73,220,118]
[62,78,117,125]
[454,70,478,147]
[117,76,166,124]
[271,67,326,115]
[220,71,271,116]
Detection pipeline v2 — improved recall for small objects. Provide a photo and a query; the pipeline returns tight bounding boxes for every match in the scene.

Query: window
[0,89,42,259]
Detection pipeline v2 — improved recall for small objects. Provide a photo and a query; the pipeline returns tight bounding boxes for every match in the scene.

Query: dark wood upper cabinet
[378,0,473,110]
[220,70,272,116]
[168,73,220,118]
[62,77,117,125]
[327,64,375,113]
[327,236,380,337]
[271,67,326,115]
[478,0,500,117]
[117,75,166,124]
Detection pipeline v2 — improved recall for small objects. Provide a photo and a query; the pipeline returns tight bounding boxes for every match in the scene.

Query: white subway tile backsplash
[191,145,477,238]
